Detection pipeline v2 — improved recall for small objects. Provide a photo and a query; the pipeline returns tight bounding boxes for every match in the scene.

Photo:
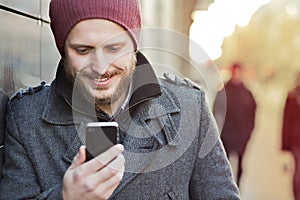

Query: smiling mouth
[93,72,113,83]
[95,77,109,82]
[92,74,113,89]
[83,67,126,87]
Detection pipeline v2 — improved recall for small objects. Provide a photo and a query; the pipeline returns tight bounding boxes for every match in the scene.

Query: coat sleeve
[0,104,63,200]
[189,92,240,199]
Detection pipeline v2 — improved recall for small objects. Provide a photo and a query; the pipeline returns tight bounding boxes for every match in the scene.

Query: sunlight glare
[190,0,271,62]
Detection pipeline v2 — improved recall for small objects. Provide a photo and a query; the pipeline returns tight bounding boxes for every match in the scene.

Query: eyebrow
[69,43,94,49]
[105,41,127,47]
[69,40,128,49]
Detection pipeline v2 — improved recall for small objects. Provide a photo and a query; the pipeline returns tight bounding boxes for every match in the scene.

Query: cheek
[112,53,135,68]
[65,47,89,72]
[67,55,88,73]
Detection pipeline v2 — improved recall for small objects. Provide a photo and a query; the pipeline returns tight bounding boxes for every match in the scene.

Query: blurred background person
[281,72,300,200]
[213,63,257,186]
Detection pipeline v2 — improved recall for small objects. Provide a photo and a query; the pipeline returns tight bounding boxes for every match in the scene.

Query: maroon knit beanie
[49,0,142,56]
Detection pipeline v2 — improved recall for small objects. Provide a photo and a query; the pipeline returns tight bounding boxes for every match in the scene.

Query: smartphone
[85,122,119,161]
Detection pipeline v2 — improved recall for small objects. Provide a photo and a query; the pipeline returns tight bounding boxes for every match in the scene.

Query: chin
[92,90,112,101]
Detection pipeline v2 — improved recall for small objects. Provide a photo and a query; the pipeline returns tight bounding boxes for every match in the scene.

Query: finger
[69,146,86,169]
[85,154,125,187]
[79,160,125,195]
[85,144,124,173]
[106,153,125,171]
[102,165,125,198]
[95,165,125,199]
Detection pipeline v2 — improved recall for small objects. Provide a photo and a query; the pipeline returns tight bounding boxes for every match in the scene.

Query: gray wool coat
[0,54,240,200]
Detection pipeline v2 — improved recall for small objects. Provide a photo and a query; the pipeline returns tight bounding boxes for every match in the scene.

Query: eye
[106,45,122,53]
[75,47,92,55]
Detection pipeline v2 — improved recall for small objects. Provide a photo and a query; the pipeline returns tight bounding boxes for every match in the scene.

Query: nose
[90,49,110,74]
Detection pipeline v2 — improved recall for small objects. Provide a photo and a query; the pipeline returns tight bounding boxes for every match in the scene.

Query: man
[0,0,240,199]
[213,63,256,186]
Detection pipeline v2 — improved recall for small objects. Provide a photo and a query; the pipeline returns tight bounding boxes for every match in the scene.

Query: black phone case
[85,122,118,161]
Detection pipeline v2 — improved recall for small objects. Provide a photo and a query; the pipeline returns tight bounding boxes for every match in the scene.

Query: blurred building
[139,0,198,78]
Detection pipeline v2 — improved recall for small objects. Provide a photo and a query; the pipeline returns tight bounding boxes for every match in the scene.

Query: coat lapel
[62,121,90,164]
[42,82,74,125]
[111,86,181,197]
[42,84,94,164]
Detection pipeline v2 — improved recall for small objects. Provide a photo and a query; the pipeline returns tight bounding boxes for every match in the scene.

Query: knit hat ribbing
[49,0,141,56]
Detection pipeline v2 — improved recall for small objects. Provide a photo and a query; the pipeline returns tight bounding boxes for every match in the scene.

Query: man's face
[64,19,136,113]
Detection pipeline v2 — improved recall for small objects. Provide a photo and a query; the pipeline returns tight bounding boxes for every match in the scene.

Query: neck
[96,81,132,117]
[95,92,126,116]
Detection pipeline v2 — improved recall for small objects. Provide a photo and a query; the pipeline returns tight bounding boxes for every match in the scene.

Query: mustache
[77,66,127,80]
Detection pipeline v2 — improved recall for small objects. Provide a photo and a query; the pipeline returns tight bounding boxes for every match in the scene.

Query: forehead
[66,19,133,45]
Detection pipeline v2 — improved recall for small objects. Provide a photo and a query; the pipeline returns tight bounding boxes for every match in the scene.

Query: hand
[62,144,125,200]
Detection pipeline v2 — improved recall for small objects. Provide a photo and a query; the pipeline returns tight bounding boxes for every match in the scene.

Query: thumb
[69,146,86,169]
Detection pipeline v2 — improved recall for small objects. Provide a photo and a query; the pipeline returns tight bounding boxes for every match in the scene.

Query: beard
[64,54,136,112]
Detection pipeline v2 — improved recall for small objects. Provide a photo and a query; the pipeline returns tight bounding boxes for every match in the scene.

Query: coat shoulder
[10,81,47,100]
[161,73,201,90]
[159,73,205,99]
[9,81,51,112]
[157,73,208,112]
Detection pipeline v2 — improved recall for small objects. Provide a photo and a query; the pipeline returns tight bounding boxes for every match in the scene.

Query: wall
[0,1,59,97]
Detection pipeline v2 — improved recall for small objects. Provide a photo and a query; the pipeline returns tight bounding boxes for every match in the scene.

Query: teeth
[95,77,108,82]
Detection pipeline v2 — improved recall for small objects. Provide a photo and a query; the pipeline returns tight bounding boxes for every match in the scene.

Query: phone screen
[85,122,118,161]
